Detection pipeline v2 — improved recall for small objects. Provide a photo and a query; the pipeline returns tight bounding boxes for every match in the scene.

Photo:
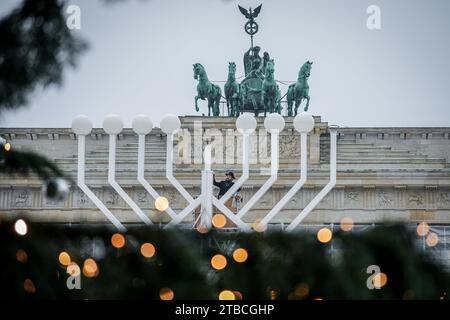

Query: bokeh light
[155,196,169,212]
[67,262,81,277]
[426,233,439,247]
[14,219,27,236]
[140,243,156,258]
[340,217,354,232]
[233,291,243,300]
[211,254,227,270]
[196,225,209,234]
[219,290,235,300]
[4,142,11,151]
[212,214,227,229]
[23,279,36,294]
[111,233,126,249]
[317,228,332,243]
[294,283,310,299]
[417,222,430,237]
[83,258,99,278]
[159,288,174,300]
[232,248,248,263]
[58,251,71,266]
[252,219,267,233]
[16,249,28,263]
[373,272,388,289]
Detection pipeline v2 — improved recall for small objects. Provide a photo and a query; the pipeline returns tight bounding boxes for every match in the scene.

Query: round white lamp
[72,115,93,135]
[160,114,181,134]
[236,113,257,134]
[293,113,315,133]
[132,114,153,135]
[264,113,285,133]
[103,114,124,135]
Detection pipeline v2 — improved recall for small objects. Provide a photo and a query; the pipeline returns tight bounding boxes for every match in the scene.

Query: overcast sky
[1,0,449,128]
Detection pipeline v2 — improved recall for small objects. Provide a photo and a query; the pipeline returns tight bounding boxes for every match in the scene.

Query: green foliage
[0,0,87,109]
[0,221,448,300]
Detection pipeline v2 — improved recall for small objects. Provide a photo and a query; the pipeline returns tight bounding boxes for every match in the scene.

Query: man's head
[225,171,236,181]
[253,46,261,54]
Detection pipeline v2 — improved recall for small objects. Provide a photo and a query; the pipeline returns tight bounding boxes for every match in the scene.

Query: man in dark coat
[213,171,239,199]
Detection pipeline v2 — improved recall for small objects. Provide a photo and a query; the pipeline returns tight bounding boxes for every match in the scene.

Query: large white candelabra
[71,113,338,232]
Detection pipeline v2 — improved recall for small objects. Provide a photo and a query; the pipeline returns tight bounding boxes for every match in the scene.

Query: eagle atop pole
[238,4,262,49]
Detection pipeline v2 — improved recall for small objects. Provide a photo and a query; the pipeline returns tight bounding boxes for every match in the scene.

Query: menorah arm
[108,134,152,225]
[166,133,195,204]
[77,135,126,232]
[286,129,337,231]
[212,197,251,231]
[237,132,279,219]
[256,132,308,229]
[137,134,177,220]
[219,133,250,204]
[164,197,202,228]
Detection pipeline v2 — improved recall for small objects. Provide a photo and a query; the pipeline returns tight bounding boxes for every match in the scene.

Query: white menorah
[71,113,337,233]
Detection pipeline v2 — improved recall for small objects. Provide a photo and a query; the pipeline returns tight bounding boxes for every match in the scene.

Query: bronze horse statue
[262,60,282,116]
[193,63,222,117]
[224,62,241,117]
[287,61,313,116]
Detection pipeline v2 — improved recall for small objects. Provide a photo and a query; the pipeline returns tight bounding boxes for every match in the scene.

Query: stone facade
[1,116,450,226]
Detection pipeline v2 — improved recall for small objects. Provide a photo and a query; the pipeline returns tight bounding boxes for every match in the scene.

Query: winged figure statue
[238,4,262,21]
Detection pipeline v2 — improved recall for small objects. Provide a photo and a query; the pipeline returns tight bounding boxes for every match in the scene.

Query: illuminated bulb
[4,142,11,151]
[67,262,81,277]
[417,222,430,237]
[14,219,27,236]
[23,279,36,294]
[212,214,227,229]
[232,248,248,263]
[233,291,243,300]
[155,196,169,212]
[211,254,227,270]
[253,219,267,233]
[340,217,354,232]
[159,288,174,300]
[373,272,388,288]
[196,225,209,234]
[294,283,310,299]
[219,290,235,300]
[426,233,439,247]
[317,228,332,243]
[83,258,99,278]
[140,243,156,258]
[111,233,126,249]
[16,249,28,263]
[58,251,71,266]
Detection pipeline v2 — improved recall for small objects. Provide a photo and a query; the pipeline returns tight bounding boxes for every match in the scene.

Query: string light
[23,279,36,294]
[140,243,156,258]
[317,228,332,243]
[212,214,227,229]
[196,225,209,234]
[155,196,169,212]
[4,142,11,152]
[67,262,81,277]
[252,219,267,233]
[417,222,430,237]
[14,219,27,236]
[58,251,71,266]
[340,217,354,232]
[232,248,248,263]
[16,249,28,263]
[111,233,126,248]
[426,233,439,247]
[211,254,227,270]
[233,291,243,300]
[373,272,388,289]
[294,283,309,299]
[219,290,235,300]
[159,288,174,300]
[83,258,99,278]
